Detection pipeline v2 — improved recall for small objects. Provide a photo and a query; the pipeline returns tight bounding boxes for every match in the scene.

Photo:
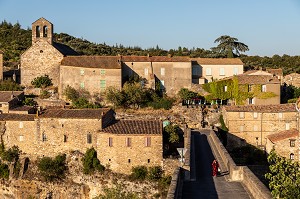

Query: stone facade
[266,129,299,161]
[283,72,300,87]
[222,104,298,147]
[0,91,24,113]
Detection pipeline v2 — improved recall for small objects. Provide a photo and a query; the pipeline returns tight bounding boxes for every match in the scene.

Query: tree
[265,150,300,198]
[164,124,180,144]
[38,154,67,181]
[177,88,197,100]
[122,82,146,108]
[31,75,53,88]
[95,181,140,199]
[82,147,104,175]
[212,35,249,58]
[105,87,124,107]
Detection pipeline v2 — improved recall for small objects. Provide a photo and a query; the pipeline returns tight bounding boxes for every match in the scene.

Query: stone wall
[21,40,63,87]
[59,65,122,97]
[223,110,298,146]
[98,133,163,174]
[266,136,299,161]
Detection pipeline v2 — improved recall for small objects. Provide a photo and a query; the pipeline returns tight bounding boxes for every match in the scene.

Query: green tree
[63,85,80,102]
[95,181,140,199]
[212,35,249,58]
[164,124,180,144]
[122,82,146,108]
[148,166,163,181]
[131,166,148,180]
[0,80,23,91]
[82,147,104,175]
[265,150,300,198]
[38,154,67,181]
[105,86,124,107]
[178,88,197,100]
[31,75,53,88]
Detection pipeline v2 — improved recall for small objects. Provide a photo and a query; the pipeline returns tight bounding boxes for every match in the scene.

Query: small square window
[278,112,283,119]
[87,134,92,144]
[224,85,227,92]
[19,135,24,142]
[19,122,23,128]
[261,85,266,92]
[64,135,67,143]
[128,159,131,163]
[42,133,47,142]
[126,137,131,147]
[290,140,295,147]
[206,68,212,76]
[100,80,106,90]
[253,112,258,119]
[290,153,295,160]
[161,68,165,76]
[145,137,151,147]
[285,123,290,130]
[80,82,85,88]
[220,67,225,76]
[80,69,84,75]
[100,69,106,75]
[109,137,113,147]
[148,159,150,163]
[239,112,245,119]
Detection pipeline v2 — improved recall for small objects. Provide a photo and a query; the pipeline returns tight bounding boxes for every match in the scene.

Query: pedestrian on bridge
[212,159,219,177]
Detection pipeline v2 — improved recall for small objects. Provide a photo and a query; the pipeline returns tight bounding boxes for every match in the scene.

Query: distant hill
[1,20,300,75]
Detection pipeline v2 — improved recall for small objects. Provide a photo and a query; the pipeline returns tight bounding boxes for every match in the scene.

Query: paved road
[182,130,251,199]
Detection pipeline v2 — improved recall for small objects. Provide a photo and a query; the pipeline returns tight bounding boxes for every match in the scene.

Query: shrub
[1,145,20,162]
[131,166,148,180]
[22,97,37,106]
[39,90,51,99]
[31,75,53,88]
[0,80,23,91]
[148,166,163,181]
[38,154,67,181]
[63,85,79,102]
[0,161,9,179]
[82,148,105,174]
[148,97,174,110]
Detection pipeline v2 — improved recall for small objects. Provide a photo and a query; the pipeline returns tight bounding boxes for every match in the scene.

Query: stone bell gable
[21,17,78,88]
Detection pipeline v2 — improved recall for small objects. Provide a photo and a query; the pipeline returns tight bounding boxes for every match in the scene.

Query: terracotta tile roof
[223,103,297,113]
[242,70,272,75]
[191,58,243,65]
[9,106,34,112]
[102,120,162,135]
[236,75,280,84]
[266,68,283,76]
[122,56,190,62]
[53,42,78,56]
[0,114,35,121]
[267,129,299,143]
[61,56,121,69]
[0,91,23,103]
[39,108,111,119]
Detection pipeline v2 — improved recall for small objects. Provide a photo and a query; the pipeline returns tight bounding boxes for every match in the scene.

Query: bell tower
[32,17,53,45]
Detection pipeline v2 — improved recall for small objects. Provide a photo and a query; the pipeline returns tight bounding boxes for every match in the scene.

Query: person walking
[212,159,219,177]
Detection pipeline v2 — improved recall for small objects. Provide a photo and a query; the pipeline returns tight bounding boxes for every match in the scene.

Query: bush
[131,166,148,180]
[0,161,9,179]
[82,148,105,174]
[148,97,174,110]
[39,90,51,99]
[38,154,67,181]
[22,97,37,106]
[1,145,20,162]
[148,166,163,181]
[0,80,23,91]
[63,85,79,102]
[31,75,53,88]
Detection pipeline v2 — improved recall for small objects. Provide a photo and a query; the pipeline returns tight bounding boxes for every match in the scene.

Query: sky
[1,0,300,57]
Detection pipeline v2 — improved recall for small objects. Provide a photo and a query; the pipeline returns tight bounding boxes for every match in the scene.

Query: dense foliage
[163,124,180,144]
[31,75,53,88]
[281,84,300,103]
[0,80,23,91]
[177,88,198,100]
[95,181,140,199]
[130,166,148,180]
[82,147,105,175]
[265,150,300,198]
[38,154,67,181]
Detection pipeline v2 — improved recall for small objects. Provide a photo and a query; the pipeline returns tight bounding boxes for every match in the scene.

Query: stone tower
[32,17,53,45]
[0,50,3,80]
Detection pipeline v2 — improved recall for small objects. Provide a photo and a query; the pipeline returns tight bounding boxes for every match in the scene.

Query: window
[80,69,84,75]
[285,123,290,130]
[87,134,92,144]
[261,85,266,92]
[126,137,132,147]
[278,112,283,119]
[290,153,294,160]
[19,135,24,142]
[64,135,67,143]
[249,98,254,104]
[144,68,148,76]
[128,159,131,163]
[253,112,258,119]
[42,133,47,142]
[206,68,212,76]
[239,125,244,132]
[148,159,150,163]
[100,69,106,75]
[109,137,113,147]
[239,112,245,119]
[290,139,296,147]
[36,26,40,38]
[253,125,258,131]
[224,85,227,92]
[160,80,165,90]
[145,137,151,147]
[43,26,48,37]
[220,67,225,76]
[233,67,239,75]
[100,80,106,90]
[248,85,252,92]
[19,122,24,128]
[161,68,165,76]
[80,82,84,88]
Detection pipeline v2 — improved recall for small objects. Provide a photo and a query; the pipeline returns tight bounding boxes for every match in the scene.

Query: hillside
[1,20,300,75]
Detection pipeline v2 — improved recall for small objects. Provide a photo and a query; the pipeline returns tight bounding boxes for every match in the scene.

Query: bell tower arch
[32,17,53,45]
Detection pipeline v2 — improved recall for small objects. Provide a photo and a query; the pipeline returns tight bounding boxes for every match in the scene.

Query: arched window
[43,26,48,37]
[36,26,40,38]
[290,153,294,160]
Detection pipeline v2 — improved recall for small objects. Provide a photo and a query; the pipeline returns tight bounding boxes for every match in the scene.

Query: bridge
[167,128,272,199]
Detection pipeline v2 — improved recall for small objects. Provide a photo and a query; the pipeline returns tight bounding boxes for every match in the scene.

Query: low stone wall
[209,130,272,199]
[166,167,183,199]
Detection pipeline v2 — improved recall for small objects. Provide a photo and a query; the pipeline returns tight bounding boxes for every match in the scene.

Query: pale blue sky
[1,0,300,56]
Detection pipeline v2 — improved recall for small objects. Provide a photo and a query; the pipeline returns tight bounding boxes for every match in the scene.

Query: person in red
[212,159,219,177]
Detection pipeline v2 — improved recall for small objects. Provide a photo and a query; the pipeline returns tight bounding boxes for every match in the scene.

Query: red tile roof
[266,68,283,76]
[61,56,121,69]
[223,103,297,113]
[267,129,299,143]
[102,120,162,135]
[0,114,35,121]
[191,58,243,65]
[121,56,190,62]
[39,108,111,119]
[0,91,23,103]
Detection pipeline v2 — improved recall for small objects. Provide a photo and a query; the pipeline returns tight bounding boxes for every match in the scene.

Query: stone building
[266,128,299,161]
[1,108,163,174]
[222,103,298,148]
[21,18,77,88]
[191,58,244,84]
[283,73,300,87]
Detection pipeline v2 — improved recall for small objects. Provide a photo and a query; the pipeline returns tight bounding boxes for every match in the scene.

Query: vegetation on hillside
[38,154,67,181]
[1,21,300,76]
[82,147,105,175]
